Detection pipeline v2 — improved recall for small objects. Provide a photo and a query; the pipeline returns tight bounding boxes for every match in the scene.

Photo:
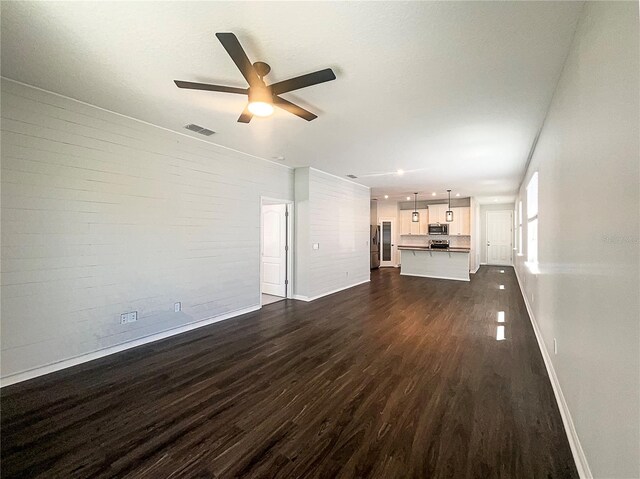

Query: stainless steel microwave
[428,223,448,235]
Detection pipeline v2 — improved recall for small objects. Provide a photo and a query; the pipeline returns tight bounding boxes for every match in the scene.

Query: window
[517,200,523,255]
[526,172,539,272]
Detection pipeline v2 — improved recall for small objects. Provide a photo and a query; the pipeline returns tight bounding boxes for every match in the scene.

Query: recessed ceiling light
[384,195,389,199]
[456,193,460,197]
[432,192,436,196]
[494,198,498,202]
[406,196,411,201]
[272,155,285,161]
[397,169,404,176]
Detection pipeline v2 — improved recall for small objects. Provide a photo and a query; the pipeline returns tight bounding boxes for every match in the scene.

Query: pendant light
[412,193,420,222]
[446,189,454,222]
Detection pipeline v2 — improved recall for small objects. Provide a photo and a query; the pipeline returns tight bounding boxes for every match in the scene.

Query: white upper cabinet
[400,208,428,235]
[427,204,470,235]
[428,204,447,224]
[448,207,471,235]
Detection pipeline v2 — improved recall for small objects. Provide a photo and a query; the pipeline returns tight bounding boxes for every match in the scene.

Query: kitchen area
[370,193,477,281]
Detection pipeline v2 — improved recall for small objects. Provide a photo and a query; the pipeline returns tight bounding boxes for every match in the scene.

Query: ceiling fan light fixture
[248,101,274,117]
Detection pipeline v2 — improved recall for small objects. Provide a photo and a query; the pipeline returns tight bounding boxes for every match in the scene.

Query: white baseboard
[0,304,261,388]
[470,265,480,274]
[292,279,370,302]
[513,267,592,479]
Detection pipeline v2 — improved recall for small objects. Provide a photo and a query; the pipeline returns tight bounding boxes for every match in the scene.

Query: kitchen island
[398,246,470,281]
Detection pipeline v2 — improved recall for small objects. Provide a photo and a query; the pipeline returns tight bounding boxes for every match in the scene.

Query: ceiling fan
[174,32,336,123]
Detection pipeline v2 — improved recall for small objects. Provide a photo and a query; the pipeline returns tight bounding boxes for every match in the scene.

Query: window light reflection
[497,311,505,323]
[496,325,506,341]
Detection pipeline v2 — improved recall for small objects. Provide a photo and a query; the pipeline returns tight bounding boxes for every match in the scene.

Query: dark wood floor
[1,266,578,479]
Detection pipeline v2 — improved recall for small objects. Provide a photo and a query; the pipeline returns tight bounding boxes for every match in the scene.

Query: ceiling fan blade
[237,105,253,123]
[215,33,260,87]
[174,80,247,95]
[270,68,336,95]
[273,96,317,121]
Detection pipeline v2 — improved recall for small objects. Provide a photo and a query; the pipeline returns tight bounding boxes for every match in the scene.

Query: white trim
[0,77,292,171]
[292,279,370,302]
[0,304,261,388]
[399,272,470,282]
[470,265,480,274]
[514,267,592,479]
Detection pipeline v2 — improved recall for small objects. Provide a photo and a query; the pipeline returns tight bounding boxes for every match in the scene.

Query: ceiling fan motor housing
[253,61,271,78]
[248,84,273,104]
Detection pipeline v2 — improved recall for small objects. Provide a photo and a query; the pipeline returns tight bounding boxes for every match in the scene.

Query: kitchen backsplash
[400,235,471,248]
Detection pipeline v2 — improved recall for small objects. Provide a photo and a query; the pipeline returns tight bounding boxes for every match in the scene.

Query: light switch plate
[120,311,138,324]
[313,243,320,250]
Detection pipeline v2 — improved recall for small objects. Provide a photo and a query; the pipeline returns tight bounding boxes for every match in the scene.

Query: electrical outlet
[120,313,128,325]
[174,302,181,312]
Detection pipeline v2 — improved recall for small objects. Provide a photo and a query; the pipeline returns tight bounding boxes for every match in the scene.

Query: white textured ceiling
[1,1,583,202]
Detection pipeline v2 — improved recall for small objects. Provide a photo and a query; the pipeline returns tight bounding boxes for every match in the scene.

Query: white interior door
[486,210,513,265]
[262,204,287,296]
[379,218,396,267]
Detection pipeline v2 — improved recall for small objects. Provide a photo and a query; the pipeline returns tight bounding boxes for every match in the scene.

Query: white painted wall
[479,203,515,264]
[294,168,370,300]
[1,79,294,379]
[514,3,639,477]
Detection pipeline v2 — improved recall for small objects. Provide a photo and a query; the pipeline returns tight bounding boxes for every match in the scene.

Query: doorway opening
[260,197,293,306]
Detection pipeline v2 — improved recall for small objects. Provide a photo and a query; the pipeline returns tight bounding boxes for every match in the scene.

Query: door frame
[485,210,513,266]
[260,197,294,306]
[379,217,396,267]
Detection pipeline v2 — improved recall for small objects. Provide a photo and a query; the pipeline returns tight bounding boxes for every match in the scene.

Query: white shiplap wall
[0,79,294,380]
[295,167,370,300]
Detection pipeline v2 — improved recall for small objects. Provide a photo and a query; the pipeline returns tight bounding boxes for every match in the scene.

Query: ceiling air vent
[185,124,215,136]
[346,174,358,179]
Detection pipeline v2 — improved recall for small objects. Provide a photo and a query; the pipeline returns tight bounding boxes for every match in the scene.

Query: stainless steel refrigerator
[370,225,380,269]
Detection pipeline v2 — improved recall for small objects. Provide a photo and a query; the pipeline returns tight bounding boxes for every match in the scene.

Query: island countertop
[398,245,471,253]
